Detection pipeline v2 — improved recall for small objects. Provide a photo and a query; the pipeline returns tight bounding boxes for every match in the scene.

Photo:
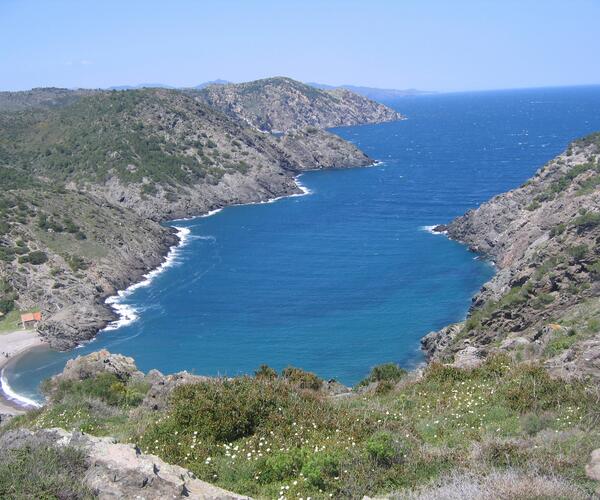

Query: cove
[6,85,600,404]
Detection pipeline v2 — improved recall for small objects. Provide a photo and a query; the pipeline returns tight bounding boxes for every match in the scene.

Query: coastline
[0,330,46,415]
[1,172,318,412]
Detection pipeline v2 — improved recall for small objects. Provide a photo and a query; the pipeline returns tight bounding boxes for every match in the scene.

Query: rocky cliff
[195,77,403,132]
[423,133,600,380]
[0,80,388,349]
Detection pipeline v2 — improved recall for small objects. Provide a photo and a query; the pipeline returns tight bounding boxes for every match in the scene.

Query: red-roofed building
[21,311,42,329]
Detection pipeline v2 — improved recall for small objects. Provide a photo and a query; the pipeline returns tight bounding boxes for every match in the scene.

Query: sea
[5,85,600,406]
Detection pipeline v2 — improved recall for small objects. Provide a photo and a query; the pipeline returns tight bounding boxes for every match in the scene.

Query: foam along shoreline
[1,166,360,410]
[0,330,46,413]
[102,225,192,332]
[104,174,315,330]
[420,224,448,235]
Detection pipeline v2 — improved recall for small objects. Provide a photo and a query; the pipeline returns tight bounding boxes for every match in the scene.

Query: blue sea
[5,85,600,405]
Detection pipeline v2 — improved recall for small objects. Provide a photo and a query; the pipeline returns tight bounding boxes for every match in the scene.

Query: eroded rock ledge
[424,134,600,380]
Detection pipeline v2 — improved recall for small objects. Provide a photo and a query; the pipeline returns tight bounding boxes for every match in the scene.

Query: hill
[425,133,600,381]
[0,85,375,348]
[195,76,403,132]
[1,134,600,499]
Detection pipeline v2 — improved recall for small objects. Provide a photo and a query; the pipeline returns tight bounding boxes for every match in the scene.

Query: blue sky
[2,0,599,92]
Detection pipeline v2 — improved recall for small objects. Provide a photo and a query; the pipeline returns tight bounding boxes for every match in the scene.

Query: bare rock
[142,371,208,411]
[0,428,249,499]
[586,448,600,494]
[452,346,485,369]
[54,349,143,383]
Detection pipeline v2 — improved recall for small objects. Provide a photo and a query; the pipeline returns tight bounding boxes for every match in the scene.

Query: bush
[567,244,589,262]
[254,364,277,380]
[281,367,323,390]
[160,378,298,442]
[27,250,48,265]
[301,452,340,488]
[365,432,403,466]
[358,363,406,387]
[573,211,600,231]
[43,372,149,408]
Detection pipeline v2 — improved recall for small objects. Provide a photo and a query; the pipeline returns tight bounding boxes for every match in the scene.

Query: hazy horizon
[2,0,599,93]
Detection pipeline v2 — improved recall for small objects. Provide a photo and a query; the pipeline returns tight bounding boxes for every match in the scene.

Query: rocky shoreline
[422,133,600,380]
[0,81,390,353]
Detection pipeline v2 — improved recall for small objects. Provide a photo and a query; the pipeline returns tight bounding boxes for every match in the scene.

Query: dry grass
[395,468,589,500]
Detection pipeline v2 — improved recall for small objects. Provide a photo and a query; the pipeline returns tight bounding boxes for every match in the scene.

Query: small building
[21,311,42,329]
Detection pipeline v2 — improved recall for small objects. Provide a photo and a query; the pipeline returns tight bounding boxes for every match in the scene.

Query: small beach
[0,329,45,414]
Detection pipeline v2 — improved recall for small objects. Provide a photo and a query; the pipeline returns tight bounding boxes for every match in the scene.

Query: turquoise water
[6,85,600,404]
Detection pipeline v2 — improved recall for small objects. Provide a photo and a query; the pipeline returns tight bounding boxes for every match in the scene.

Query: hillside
[0,84,375,348]
[424,133,600,381]
[2,135,600,499]
[195,77,403,132]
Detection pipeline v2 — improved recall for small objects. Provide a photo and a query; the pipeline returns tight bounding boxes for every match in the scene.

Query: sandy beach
[0,329,46,415]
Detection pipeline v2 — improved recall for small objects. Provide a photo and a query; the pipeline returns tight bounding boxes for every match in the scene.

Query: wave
[102,226,191,332]
[1,368,42,408]
[420,225,447,235]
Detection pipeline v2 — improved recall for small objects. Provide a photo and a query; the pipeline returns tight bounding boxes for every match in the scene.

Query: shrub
[358,363,406,387]
[499,364,585,413]
[520,412,552,435]
[27,250,48,265]
[301,452,340,488]
[549,223,566,237]
[365,432,403,466]
[281,367,323,390]
[43,372,149,408]
[160,378,298,442]
[573,211,600,231]
[254,364,277,380]
[567,244,589,262]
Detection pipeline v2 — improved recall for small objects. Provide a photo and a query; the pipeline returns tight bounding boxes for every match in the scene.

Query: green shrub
[281,367,323,391]
[27,250,48,265]
[43,372,149,408]
[365,432,403,466]
[301,452,340,488]
[499,364,585,413]
[520,412,552,435]
[254,364,277,380]
[549,223,566,237]
[158,378,298,442]
[573,211,600,231]
[568,244,589,262]
[358,362,406,387]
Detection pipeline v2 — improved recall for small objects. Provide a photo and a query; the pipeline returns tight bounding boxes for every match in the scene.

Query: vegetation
[0,279,17,315]
[0,444,93,499]
[6,355,599,498]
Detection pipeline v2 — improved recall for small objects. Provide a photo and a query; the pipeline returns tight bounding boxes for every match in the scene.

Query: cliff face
[423,133,600,380]
[195,77,403,132]
[0,81,384,348]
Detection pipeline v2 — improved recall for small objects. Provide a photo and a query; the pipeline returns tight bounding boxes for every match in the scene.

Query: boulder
[54,349,143,383]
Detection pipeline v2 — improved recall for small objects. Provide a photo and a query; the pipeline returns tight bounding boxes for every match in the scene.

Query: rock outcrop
[0,79,388,349]
[195,77,403,132]
[424,133,600,380]
[0,427,249,499]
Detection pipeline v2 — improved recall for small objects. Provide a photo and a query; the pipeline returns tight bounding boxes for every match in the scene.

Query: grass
[6,355,600,498]
[0,442,93,499]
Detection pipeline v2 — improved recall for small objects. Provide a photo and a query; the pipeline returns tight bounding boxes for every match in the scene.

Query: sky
[1,0,600,92]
